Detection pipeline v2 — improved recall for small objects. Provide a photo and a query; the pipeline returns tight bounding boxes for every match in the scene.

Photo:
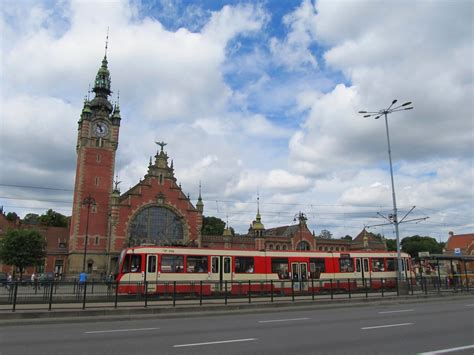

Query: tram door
[355,258,369,287]
[210,256,232,292]
[291,262,308,292]
[146,254,158,292]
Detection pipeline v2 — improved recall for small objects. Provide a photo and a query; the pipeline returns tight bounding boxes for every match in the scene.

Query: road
[1,298,473,354]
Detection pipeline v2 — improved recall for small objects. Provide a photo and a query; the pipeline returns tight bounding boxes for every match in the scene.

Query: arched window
[268,244,273,250]
[319,246,323,251]
[335,247,339,251]
[282,245,287,250]
[297,241,310,251]
[341,247,345,251]
[129,206,183,246]
[276,245,281,250]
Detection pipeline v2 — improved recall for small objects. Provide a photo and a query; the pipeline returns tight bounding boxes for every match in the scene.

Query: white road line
[361,323,414,330]
[418,344,474,354]
[378,309,414,314]
[465,304,474,307]
[174,338,257,348]
[85,327,160,334]
[258,317,310,323]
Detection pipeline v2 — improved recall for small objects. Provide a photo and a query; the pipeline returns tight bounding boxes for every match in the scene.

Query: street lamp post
[359,100,413,282]
[82,194,96,272]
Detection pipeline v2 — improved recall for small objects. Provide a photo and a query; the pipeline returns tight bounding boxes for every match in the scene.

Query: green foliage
[385,238,398,251]
[319,229,333,239]
[341,235,353,240]
[38,209,68,227]
[5,212,18,221]
[0,229,46,277]
[401,235,443,257]
[23,213,39,225]
[201,216,226,235]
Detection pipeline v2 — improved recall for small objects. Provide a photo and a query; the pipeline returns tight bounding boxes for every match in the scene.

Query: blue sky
[0,0,472,241]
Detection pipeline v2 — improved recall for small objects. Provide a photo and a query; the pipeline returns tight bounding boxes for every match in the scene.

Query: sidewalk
[2,291,473,326]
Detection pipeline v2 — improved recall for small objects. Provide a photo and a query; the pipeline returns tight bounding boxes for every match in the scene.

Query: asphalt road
[1,298,473,355]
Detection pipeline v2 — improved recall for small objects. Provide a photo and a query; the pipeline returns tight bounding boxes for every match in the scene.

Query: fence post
[82,281,87,310]
[12,282,18,312]
[91,279,95,294]
[225,280,228,305]
[381,278,384,297]
[291,279,295,302]
[248,280,251,304]
[365,279,368,298]
[348,278,351,299]
[270,280,274,303]
[200,281,203,306]
[114,280,118,309]
[410,275,414,295]
[311,278,315,301]
[330,279,334,300]
[48,281,54,311]
[144,281,148,308]
[173,281,176,307]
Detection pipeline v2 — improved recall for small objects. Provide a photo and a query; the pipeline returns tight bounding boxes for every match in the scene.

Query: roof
[446,233,474,251]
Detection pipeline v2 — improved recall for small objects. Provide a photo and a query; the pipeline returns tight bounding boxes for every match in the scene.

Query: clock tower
[68,51,121,274]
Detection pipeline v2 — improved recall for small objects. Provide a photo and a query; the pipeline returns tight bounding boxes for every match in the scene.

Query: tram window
[235,257,254,273]
[161,255,184,273]
[309,258,326,279]
[356,259,361,272]
[339,258,354,272]
[130,255,142,272]
[363,259,369,272]
[372,258,385,272]
[271,258,289,279]
[148,256,157,273]
[212,257,219,273]
[186,256,208,273]
[386,258,396,271]
[122,256,131,273]
[224,258,231,273]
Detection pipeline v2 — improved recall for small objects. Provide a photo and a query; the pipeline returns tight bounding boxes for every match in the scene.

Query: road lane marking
[174,338,257,348]
[258,317,310,323]
[465,304,474,307]
[418,344,474,354]
[378,309,414,314]
[85,327,160,334]
[361,323,413,330]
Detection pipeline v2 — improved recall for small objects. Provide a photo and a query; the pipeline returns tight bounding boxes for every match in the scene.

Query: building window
[297,241,310,251]
[95,236,99,245]
[335,247,339,251]
[282,245,287,250]
[276,245,280,250]
[95,177,100,186]
[96,154,101,162]
[268,244,273,250]
[319,246,323,251]
[129,206,184,246]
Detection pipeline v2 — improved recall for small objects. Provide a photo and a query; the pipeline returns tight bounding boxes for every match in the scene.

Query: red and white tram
[116,246,414,295]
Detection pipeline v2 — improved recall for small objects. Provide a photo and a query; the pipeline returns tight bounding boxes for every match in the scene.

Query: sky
[0,0,472,242]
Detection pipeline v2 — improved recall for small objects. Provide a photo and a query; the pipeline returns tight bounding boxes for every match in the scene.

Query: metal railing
[0,275,471,312]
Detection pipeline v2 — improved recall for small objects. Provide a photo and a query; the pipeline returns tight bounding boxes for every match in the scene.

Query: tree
[0,229,46,278]
[38,209,68,227]
[385,238,397,252]
[201,216,226,235]
[341,235,353,241]
[401,235,443,257]
[23,213,39,225]
[5,212,18,222]
[319,229,333,239]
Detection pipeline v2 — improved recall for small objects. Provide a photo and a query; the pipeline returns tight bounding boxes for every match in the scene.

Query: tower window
[95,177,100,186]
[96,154,101,162]
[95,236,99,245]
[159,174,163,185]
[92,204,97,213]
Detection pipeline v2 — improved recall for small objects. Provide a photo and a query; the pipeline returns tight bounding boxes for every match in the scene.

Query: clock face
[93,121,109,137]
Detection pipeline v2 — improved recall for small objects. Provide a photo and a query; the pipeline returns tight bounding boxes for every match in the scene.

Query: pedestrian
[6,273,12,291]
[78,271,87,293]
